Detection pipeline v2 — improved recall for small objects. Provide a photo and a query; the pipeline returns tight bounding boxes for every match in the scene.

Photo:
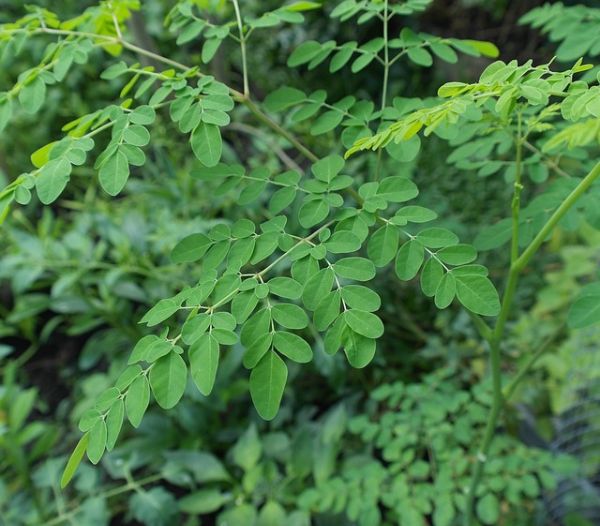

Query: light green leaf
[202,38,224,63]
[86,419,107,465]
[273,331,313,363]
[231,292,259,323]
[314,290,341,330]
[568,283,600,328]
[333,257,376,281]
[191,122,222,167]
[60,433,89,488]
[416,227,459,248]
[123,125,150,147]
[140,298,179,327]
[476,493,500,525]
[437,244,477,265]
[250,350,288,420]
[326,231,361,254]
[311,155,344,183]
[430,42,458,64]
[99,149,130,196]
[31,141,56,168]
[251,232,280,264]
[288,41,323,67]
[393,206,437,224]
[149,352,188,409]
[232,424,262,471]
[343,309,384,339]
[269,186,297,213]
[264,86,306,112]
[330,43,356,73]
[240,308,272,348]
[126,375,150,428]
[407,47,433,66]
[285,1,321,12]
[268,277,303,299]
[190,333,220,395]
[105,400,124,451]
[258,501,287,526]
[367,225,399,267]
[302,267,334,310]
[341,285,380,312]
[171,233,212,263]
[272,303,309,329]
[217,505,257,526]
[298,198,330,228]
[463,39,500,58]
[179,489,231,514]
[342,329,376,368]
[395,240,425,280]
[310,110,344,135]
[19,76,46,113]
[435,272,456,309]
[243,333,273,369]
[130,105,156,125]
[454,272,500,316]
[351,52,375,73]
[36,158,72,204]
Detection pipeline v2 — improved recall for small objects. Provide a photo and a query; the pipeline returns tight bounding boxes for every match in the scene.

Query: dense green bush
[1,1,600,525]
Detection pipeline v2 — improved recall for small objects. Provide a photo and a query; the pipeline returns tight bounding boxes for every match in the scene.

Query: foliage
[0,365,579,526]
[520,3,600,63]
[1,0,504,465]
[300,370,577,526]
[1,0,600,524]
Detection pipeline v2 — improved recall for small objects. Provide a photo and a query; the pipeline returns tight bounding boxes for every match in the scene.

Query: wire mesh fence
[541,327,600,525]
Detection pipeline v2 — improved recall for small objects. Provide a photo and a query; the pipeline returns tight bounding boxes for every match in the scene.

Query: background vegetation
[1,1,600,525]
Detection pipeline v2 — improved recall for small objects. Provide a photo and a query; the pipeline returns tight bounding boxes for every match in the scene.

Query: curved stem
[464,160,600,525]
[6,26,321,166]
[242,98,318,163]
[47,474,162,526]
[514,161,600,272]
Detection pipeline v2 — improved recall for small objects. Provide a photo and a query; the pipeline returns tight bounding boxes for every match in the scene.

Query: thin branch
[227,122,303,172]
[231,0,249,97]
[380,0,389,113]
[523,140,571,178]
[109,2,123,40]
[502,326,564,401]
[5,27,323,165]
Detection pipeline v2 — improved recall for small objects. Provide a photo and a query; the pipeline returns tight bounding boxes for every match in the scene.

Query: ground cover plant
[1,1,600,524]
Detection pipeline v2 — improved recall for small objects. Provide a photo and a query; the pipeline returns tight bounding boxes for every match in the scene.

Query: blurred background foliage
[1,0,599,525]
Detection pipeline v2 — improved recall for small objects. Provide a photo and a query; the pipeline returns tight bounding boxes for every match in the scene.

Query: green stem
[502,326,563,401]
[467,312,492,342]
[47,474,162,525]
[514,161,600,272]
[523,140,570,178]
[380,1,389,114]
[510,112,523,264]
[10,26,324,169]
[241,98,318,163]
[464,160,600,525]
[231,0,249,97]
[374,1,389,183]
